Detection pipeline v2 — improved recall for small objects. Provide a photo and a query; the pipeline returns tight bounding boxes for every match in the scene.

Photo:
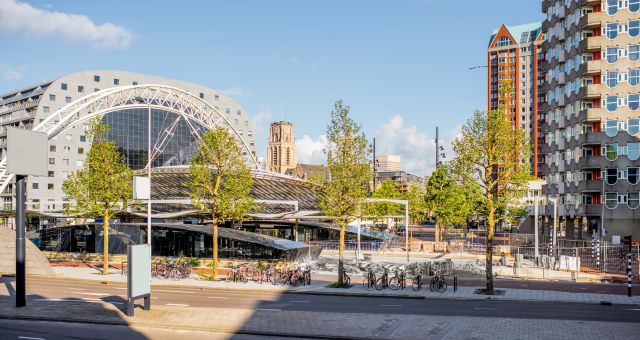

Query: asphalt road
[0,319,290,340]
[1,277,639,323]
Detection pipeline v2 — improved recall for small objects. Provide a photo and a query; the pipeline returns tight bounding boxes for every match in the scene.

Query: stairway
[0,227,55,276]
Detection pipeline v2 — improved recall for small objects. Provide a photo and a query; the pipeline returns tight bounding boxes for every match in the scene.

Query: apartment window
[605,96,618,112]
[605,192,618,209]
[48,171,54,178]
[623,93,639,111]
[78,147,84,154]
[94,88,100,92]
[65,96,72,103]
[237,110,242,116]
[48,183,54,190]
[606,47,618,63]
[214,95,219,101]
[607,0,618,15]
[629,118,640,135]
[76,160,83,167]
[199,93,204,99]
[49,145,56,152]
[77,85,84,93]
[606,71,618,88]
[225,108,230,114]
[94,75,100,82]
[49,94,55,101]
[629,193,640,209]
[80,135,86,142]
[605,143,618,161]
[606,23,618,39]
[628,143,640,161]
[630,45,640,62]
[114,78,120,85]
[132,81,138,85]
[48,158,55,165]
[32,183,38,190]
[605,119,618,137]
[65,133,72,141]
[629,168,640,185]
[630,20,640,37]
[43,106,49,113]
[63,159,69,166]
[61,83,67,90]
[631,0,640,12]
[630,69,640,86]
[606,168,618,185]
[64,146,71,154]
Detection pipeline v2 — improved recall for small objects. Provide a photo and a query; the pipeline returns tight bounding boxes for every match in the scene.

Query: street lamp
[547,197,558,257]
[135,96,152,245]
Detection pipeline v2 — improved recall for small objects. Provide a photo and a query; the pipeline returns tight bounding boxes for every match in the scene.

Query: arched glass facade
[102,108,206,170]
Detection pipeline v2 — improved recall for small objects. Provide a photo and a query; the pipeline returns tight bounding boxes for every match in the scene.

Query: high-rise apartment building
[375,154,401,172]
[267,121,297,174]
[540,0,640,240]
[488,22,545,176]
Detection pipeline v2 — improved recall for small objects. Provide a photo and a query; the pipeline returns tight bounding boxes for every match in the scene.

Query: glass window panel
[607,22,618,39]
[630,45,640,62]
[630,94,640,111]
[630,20,640,37]
[631,0,640,12]
[606,96,618,111]
[628,143,640,161]
[629,118,640,135]
[630,69,640,86]
[628,168,640,185]
[605,119,619,137]
[606,144,618,161]
[607,47,618,63]
[629,193,640,209]
[606,168,618,185]
[607,71,618,87]
[605,192,618,209]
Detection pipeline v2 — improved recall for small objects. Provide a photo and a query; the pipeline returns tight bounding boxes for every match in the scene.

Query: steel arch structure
[0,84,258,194]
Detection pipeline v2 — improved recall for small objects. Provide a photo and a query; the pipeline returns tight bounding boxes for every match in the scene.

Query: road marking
[33,298,65,302]
[624,308,640,311]
[207,296,228,299]
[289,300,310,303]
[166,303,189,307]
[18,336,45,340]
[256,308,282,312]
[380,304,403,307]
[473,307,497,310]
[72,292,107,296]
[70,288,86,291]
[155,289,195,294]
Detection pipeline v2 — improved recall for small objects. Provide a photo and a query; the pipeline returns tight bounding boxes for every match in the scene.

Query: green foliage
[62,118,134,274]
[257,260,267,270]
[425,165,472,238]
[327,281,351,289]
[186,257,201,267]
[189,127,255,280]
[365,179,404,219]
[403,183,428,222]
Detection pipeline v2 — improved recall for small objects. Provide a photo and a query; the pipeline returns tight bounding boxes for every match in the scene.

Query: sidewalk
[44,266,640,305]
[0,298,638,339]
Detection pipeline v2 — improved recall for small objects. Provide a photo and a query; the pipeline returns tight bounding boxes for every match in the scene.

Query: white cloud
[296,134,328,165]
[220,87,250,98]
[250,111,273,139]
[375,115,460,176]
[0,63,26,80]
[0,0,134,49]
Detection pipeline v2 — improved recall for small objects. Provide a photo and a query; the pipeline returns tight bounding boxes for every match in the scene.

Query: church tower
[267,121,296,174]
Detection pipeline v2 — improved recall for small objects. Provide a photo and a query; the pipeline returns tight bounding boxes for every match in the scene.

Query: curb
[0,314,380,340]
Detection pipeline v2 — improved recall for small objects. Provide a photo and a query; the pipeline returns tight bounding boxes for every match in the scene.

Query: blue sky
[0,0,543,175]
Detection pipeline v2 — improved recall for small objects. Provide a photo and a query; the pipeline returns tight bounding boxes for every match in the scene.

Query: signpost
[127,244,151,316]
[7,127,47,308]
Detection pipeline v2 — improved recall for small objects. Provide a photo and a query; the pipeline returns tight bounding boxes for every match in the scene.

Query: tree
[451,110,531,294]
[365,179,403,228]
[63,118,134,275]
[189,127,254,280]
[319,100,370,285]
[424,165,470,242]
[404,183,428,224]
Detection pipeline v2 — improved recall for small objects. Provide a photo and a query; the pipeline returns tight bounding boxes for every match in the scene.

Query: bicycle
[375,268,390,290]
[389,270,406,291]
[362,269,377,291]
[411,274,424,291]
[430,271,447,293]
[340,270,351,286]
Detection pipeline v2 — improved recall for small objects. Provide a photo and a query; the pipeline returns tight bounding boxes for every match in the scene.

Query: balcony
[578,179,602,192]
[584,60,601,75]
[578,155,602,168]
[579,11,603,29]
[586,35,603,51]
[578,131,602,145]
[578,84,603,99]
[578,108,602,122]
[578,204,602,216]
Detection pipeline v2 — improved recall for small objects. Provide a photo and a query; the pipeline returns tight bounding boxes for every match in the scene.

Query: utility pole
[435,127,439,166]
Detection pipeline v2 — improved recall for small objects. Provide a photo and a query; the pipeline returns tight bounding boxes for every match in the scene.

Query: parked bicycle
[389,269,406,291]
[375,267,390,290]
[362,269,377,291]
[430,271,447,293]
[411,274,424,291]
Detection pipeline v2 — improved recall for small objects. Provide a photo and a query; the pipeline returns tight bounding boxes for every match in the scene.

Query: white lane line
[207,296,228,299]
[33,298,65,302]
[166,303,189,307]
[18,336,45,340]
[70,288,86,291]
[256,308,281,312]
[71,292,107,296]
[380,304,403,307]
[289,300,310,303]
[473,307,497,310]
[623,308,640,311]
[155,289,195,294]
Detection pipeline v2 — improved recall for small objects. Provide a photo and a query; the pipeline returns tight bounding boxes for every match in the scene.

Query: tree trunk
[434,222,440,243]
[102,216,109,275]
[212,219,219,280]
[338,221,346,285]
[485,207,495,295]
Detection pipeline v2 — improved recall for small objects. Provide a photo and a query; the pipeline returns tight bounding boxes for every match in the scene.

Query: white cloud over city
[0,0,134,49]
[296,134,329,165]
[0,63,26,80]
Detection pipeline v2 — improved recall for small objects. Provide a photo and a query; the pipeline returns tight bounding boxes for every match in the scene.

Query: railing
[309,240,383,252]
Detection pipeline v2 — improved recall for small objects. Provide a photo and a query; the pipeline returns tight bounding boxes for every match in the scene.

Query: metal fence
[308,241,383,252]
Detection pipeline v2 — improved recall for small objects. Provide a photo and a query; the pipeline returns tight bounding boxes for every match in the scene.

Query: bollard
[454,275,457,292]
[628,253,632,297]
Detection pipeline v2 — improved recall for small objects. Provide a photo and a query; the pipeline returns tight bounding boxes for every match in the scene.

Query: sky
[0,0,543,175]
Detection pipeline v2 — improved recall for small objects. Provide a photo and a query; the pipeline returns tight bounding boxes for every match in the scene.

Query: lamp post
[548,197,558,257]
[135,97,152,245]
[533,196,540,258]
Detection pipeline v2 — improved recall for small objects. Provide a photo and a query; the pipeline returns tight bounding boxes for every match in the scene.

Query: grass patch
[327,282,351,289]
